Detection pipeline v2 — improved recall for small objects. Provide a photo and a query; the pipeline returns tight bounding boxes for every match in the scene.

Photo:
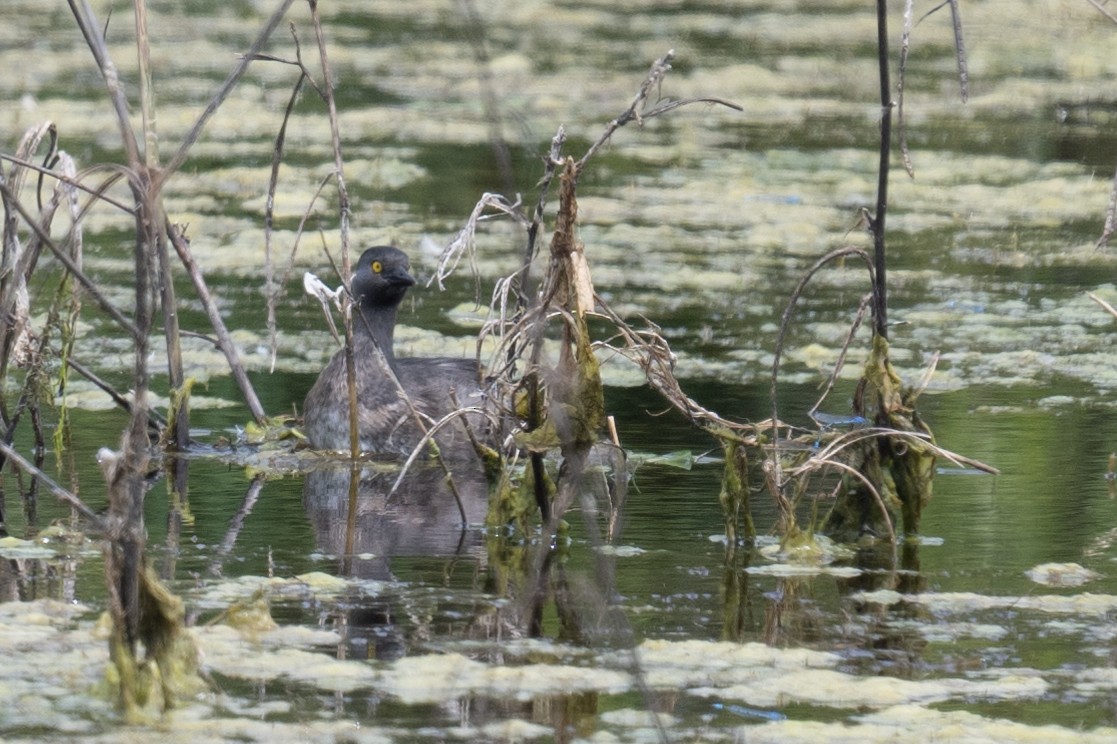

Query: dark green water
[3,0,1117,740]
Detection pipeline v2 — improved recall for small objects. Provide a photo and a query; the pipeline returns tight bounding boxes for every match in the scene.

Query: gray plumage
[302,246,491,455]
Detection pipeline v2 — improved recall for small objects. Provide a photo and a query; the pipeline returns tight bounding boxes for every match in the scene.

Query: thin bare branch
[948,0,969,102]
[433,192,525,291]
[898,0,915,177]
[1085,0,1117,24]
[305,0,358,456]
[67,0,141,168]
[1087,290,1117,321]
[265,22,313,372]
[577,50,742,171]
[770,247,874,443]
[872,0,893,341]
[0,180,141,340]
[807,294,872,420]
[67,357,167,427]
[0,155,133,213]
[166,220,267,424]
[516,126,567,309]
[159,0,298,188]
[0,440,105,532]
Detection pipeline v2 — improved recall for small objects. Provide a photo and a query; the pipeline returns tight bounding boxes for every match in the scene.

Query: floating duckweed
[1025,562,1100,587]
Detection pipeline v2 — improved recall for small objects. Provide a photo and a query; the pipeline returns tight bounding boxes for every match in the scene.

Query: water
[3,0,1117,740]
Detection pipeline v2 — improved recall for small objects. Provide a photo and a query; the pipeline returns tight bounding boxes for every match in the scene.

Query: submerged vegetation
[1,0,1116,740]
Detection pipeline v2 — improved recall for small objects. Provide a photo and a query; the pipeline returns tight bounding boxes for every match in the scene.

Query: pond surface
[3,0,1117,741]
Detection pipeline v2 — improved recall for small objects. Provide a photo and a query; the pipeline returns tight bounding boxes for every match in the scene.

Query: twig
[0,154,134,213]
[1087,290,1117,321]
[157,0,298,189]
[770,247,874,447]
[281,174,337,293]
[307,0,356,456]
[0,441,105,532]
[134,0,188,449]
[1085,0,1117,24]
[769,246,874,524]
[516,126,567,310]
[67,356,168,428]
[67,0,141,168]
[207,475,266,576]
[0,181,141,341]
[264,23,311,373]
[898,0,915,177]
[433,192,525,291]
[807,294,872,421]
[387,404,497,525]
[166,220,266,423]
[133,0,158,167]
[947,0,969,103]
[809,457,895,545]
[577,50,742,171]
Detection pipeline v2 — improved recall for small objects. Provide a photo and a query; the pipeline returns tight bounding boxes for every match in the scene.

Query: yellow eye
[371,261,383,273]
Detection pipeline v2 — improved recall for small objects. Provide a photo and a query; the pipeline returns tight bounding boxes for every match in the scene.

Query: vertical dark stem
[872,0,892,340]
[515,128,565,316]
[155,219,189,448]
[308,0,355,456]
[109,180,155,653]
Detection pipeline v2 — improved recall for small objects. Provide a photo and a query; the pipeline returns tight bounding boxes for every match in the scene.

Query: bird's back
[303,337,495,455]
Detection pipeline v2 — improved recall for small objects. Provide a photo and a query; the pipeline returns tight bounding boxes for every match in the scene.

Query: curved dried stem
[770,246,874,469]
[0,180,141,341]
[807,294,872,422]
[264,24,311,372]
[0,156,134,215]
[158,0,297,189]
[0,440,105,531]
[576,50,742,171]
[387,403,500,523]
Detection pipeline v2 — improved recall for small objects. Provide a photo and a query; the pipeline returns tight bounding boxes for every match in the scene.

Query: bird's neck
[356,303,398,365]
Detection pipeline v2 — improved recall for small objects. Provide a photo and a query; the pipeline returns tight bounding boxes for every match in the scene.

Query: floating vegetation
[3,0,1117,740]
[1025,562,1101,588]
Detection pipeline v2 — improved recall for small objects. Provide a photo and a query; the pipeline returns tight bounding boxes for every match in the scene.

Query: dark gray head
[351,246,416,309]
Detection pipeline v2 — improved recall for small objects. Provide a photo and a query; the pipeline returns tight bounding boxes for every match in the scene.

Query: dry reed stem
[1085,0,1117,24]
[262,23,312,372]
[807,294,872,422]
[0,440,105,530]
[306,0,358,457]
[898,0,914,177]
[948,0,970,102]
[769,246,874,513]
[387,404,497,523]
[0,181,141,340]
[1087,290,1117,321]
[166,222,266,423]
[578,50,742,171]
[158,0,297,189]
[516,127,567,309]
[0,154,133,214]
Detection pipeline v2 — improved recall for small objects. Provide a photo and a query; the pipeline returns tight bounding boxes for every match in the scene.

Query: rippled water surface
[3,0,1117,741]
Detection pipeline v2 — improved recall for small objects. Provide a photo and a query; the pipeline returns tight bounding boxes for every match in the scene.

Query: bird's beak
[387,267,417,287]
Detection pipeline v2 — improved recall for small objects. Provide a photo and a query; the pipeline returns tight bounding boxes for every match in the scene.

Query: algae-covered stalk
[60,0,292,715]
